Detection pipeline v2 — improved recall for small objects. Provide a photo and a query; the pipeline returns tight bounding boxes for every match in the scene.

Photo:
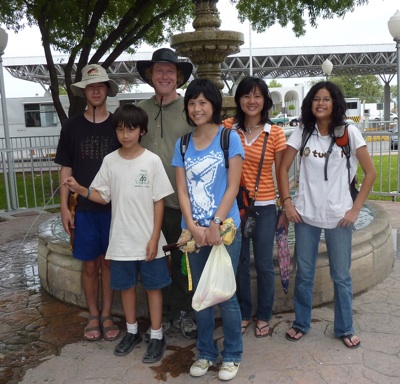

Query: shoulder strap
[180,132,192,163]
[220,127,231,169]
[299,127,314,157]
[180,128,231,169]
[253,132,269,201]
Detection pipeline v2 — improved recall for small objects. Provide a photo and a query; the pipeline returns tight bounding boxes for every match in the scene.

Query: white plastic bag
[192,244,236,311]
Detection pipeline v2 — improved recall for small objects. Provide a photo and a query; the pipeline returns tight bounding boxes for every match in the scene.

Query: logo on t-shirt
[135,170,150,187]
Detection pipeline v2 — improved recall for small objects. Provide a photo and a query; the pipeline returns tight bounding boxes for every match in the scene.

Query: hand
[205,223,223,246]
[63,177,81,193]
[60,205,73,236]
[284,203,302,224]
[337,208,359,227]
[145,238,158,261]
[190,225,207,247]
[277,210,289,233]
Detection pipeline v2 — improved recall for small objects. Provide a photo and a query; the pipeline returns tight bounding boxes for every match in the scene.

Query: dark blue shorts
[110,258,171,291]
[73,210,111,261]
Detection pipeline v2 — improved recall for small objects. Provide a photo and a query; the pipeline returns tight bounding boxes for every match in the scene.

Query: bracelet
[86,187,91,199]
[281,196,292,205]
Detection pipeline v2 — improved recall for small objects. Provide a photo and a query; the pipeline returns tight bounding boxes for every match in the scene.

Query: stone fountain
[170,0,244,117]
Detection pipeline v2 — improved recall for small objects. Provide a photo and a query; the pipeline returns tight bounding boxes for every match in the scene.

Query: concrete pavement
[5,201,400,384]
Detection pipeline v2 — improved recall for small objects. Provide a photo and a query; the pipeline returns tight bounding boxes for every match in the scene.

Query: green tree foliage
[233,0,369,37]
[330,75,383,102]
[0,0,371,120]
[308,75,383,103]
[0,1,194,120]
[268,79,282,88]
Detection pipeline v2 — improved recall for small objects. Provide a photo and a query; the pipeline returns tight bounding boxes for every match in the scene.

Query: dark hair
[184,78,222,127]
[301,81,347,135]
[234,77,273,130]
[112,104,148,141]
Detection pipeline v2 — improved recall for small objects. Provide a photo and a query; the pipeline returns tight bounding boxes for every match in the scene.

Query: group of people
[56,47,376,381]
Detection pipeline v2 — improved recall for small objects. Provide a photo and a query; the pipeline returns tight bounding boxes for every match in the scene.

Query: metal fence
[0,135,60,211]
[0,127,399,212]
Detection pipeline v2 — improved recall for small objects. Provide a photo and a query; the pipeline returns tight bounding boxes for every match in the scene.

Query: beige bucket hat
[71,64,119,97]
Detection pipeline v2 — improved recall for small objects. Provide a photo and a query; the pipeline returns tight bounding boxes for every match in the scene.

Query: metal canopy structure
[3,43,397,91]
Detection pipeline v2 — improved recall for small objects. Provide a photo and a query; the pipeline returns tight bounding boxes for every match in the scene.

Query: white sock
[150,327,163,340]
[126,321,138,335]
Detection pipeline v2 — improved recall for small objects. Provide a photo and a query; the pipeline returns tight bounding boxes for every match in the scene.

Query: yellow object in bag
[192,243,236,311]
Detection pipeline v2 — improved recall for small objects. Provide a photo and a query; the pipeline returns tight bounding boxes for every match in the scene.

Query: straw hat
[71,64,118,97]
[136,48,193,88]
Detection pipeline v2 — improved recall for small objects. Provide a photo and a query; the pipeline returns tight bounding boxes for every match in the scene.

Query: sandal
[285,327,304,342]
[84,315,101,341]
[254,322,270,338]
[340,334,361,349]
[241,320,251,335]
[101,316,121,341]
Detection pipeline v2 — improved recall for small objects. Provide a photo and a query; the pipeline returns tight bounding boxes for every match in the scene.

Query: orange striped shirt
[224,119,287,202]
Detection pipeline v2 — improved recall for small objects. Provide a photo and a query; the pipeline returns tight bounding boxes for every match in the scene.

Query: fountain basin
[37,201,394,316]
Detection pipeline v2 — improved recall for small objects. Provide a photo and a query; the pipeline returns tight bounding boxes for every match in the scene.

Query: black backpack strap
[324,138,336,181]
[220,127,231,169]
[180,132,192,163]
[299,127,314,157]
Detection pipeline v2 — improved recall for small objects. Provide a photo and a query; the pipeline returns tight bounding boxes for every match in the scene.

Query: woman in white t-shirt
[279,81,376,349]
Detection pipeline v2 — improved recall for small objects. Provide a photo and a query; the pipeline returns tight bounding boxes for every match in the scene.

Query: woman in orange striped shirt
[231,77,287,338]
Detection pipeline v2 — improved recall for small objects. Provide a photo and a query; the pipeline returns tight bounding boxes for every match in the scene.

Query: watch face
[213,217,222,224]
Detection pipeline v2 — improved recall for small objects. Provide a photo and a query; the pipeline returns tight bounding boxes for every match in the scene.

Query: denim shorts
[110,258,172,291]
[73,210,111,261]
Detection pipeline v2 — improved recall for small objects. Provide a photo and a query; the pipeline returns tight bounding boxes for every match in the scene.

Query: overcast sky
[2,0,399,98]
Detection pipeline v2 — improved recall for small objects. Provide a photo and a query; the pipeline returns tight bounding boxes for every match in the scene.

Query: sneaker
[178,310,197,339]
[114,332,142,357]
[142,336,166,364]
[145,321,171,343]
[190,359,213,377]
[218,362,240,381]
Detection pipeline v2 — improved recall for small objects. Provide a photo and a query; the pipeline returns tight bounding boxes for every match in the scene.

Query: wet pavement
[0,202,399,384]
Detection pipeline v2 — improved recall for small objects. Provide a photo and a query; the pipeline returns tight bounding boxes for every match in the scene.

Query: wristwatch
[212,216,223,225]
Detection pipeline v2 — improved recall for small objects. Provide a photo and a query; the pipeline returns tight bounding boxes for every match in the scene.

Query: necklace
[246,124,261,134]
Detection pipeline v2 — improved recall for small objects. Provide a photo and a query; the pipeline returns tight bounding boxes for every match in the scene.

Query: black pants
[162,207,194,322]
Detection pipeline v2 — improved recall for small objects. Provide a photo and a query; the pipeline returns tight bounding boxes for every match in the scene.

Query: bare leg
[99,256,119,339]
[147,289,163,331]
[121,287,137,325]
[81,258,101,339]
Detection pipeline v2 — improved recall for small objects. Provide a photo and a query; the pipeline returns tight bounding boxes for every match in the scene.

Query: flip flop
[241,321,251,335]
[254,323,270,338]
[285,327,304,342]
[340,334,361,349]
[101,316,121,341]
[84,315,102,341]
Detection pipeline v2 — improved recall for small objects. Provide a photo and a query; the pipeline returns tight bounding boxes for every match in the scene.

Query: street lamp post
[388,10,400,194]
[321,59,333,80]
[0,27,17,210]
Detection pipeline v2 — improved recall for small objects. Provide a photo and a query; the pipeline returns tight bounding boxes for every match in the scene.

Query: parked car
[391,126,398,150]
[370,113,398,121]
[270,113,300,127]
[270,113,288,127]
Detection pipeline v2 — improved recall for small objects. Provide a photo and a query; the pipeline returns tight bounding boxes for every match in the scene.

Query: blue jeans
[293,221,354,337]
[236,204,276,323]
[188,233,242,363]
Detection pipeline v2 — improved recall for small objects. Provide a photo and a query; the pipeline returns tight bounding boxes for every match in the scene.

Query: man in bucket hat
[137,48,198,340]
[55,64,121,342]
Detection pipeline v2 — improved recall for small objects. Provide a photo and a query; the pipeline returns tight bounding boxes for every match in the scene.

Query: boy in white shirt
[63,104,174,363]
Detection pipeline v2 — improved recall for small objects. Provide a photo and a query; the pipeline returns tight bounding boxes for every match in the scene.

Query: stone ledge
[37,201,394,317]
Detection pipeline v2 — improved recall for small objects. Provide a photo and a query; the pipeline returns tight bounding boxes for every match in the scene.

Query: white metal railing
[0,135,60,211]
[0,127,399,212]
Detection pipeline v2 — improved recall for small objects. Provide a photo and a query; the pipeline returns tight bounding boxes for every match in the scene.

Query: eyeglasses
[312,97,333,104]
